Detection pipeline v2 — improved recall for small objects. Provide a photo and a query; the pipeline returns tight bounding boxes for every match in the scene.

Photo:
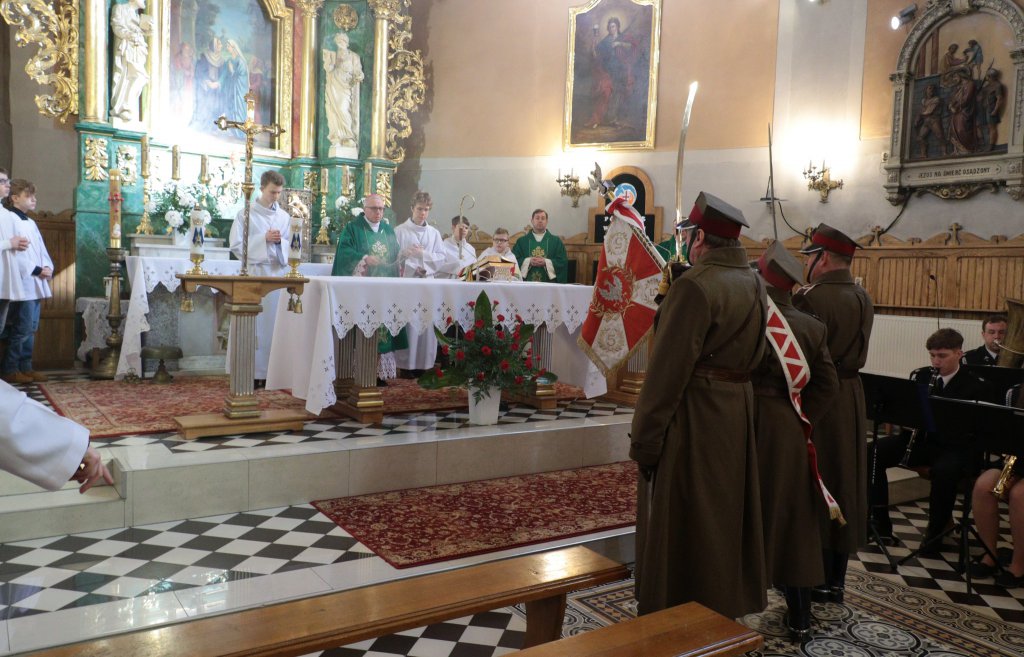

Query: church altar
[266,278,606,416]
[129,234,231,260]
[116,256,332,378]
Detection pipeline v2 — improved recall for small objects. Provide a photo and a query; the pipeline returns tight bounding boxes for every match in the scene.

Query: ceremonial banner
[578,202,665,376]
[764,295,845,524]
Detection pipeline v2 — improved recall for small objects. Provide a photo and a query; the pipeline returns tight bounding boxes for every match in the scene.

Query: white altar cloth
[265,277,606,415]
[116,256,332,378]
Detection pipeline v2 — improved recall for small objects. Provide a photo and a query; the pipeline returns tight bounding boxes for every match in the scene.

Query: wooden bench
[28,545,629,657]
[514,602,763,657]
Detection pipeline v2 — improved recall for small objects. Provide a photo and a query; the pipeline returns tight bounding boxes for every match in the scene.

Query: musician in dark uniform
[870,328,993,556]
[970,383,1024,588]
[752,243,839,639]
[631,192,768,620]
[793,223,873,603]
[962,314,1007,366]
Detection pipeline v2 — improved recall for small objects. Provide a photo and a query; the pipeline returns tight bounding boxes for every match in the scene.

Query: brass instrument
[991,298,1024,499]
[899,367,940,468]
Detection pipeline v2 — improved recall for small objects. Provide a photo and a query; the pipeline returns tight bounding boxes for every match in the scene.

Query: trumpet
[899,367,940,468]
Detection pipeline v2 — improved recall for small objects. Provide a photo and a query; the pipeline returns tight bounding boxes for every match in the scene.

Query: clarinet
[899,367,940,467]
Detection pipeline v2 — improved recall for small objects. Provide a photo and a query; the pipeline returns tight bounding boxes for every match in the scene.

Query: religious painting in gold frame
[145,0,293,159]
[282,188,314,263]
[564,0,661,150]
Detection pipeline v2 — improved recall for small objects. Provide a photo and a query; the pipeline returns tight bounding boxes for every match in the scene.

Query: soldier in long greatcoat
[793,224,874,604]
[752,243,839,638]
[631,192,768,620]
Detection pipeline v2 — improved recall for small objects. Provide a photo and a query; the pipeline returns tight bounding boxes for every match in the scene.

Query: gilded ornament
[303,170,319,191]
[334,3,358,30]
[368,0,400,21]
[384,1,426,163]
[295,0,324,16]
[116,145,138,187]
[84,137,109,181]
[0,0,80,122]
[375,170,393,206]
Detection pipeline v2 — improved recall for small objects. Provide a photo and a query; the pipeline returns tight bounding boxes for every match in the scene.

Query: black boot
[811,549,833,603]
[784,587,812,642]
[829,551,849,603]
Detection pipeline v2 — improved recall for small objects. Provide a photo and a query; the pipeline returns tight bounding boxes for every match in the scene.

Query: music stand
[899,397,1024,594]
[961,364,1024,403]
[860,373,933,572]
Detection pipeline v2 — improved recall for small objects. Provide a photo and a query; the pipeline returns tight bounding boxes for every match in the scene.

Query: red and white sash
[765,295,846,525]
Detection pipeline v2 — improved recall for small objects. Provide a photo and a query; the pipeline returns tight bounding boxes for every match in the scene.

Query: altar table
[116,256,332,378]
[265,277,606,416]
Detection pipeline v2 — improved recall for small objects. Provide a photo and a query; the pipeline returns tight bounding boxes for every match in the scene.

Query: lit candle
[320,167,329,195]
[172,145,180,180]
[200,155,209,183]
[189,207,205,257]
[108,168,122,248]
[140,135,149,178]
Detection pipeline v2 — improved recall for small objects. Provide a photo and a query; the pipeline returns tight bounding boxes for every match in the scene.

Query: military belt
[693,364,751,383]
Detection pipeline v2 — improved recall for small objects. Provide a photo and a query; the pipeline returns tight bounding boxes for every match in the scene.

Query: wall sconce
[803,161,843,203]
[556,168,591,207]
[890,3,917,30]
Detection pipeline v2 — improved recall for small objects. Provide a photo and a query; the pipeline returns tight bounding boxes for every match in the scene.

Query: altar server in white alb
[2,179,53,384]
[0,169,31,330]
[229,170,291,385]
[394,191,446,372]
[438,214,477,279]
[1,379,113,493]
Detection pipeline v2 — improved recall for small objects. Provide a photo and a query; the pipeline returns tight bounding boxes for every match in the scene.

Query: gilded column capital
[368,0,401,22]
[295,0,324,18]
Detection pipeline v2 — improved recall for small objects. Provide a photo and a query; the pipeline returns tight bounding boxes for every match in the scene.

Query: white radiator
[862,315,983,378]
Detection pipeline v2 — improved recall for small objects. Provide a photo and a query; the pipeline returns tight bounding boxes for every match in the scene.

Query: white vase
[468,385,501,425]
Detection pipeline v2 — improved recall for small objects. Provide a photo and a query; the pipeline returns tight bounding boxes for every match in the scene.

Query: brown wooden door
[32,209,76,369]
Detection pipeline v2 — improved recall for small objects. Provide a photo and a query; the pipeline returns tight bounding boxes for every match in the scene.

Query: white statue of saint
[109,0,153,123]
[323,32,363,158]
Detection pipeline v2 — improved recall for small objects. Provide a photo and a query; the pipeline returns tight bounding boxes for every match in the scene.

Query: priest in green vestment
[511,209,569,283]
[331,194,408,375]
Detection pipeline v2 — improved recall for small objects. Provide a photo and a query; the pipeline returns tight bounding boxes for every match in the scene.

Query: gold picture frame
[282,187,314,263]
[564,0,661,150]
[145,0,293,159]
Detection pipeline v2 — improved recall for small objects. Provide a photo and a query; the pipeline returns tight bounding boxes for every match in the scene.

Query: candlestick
[108,168,122,249]
[172,145,181,180]
[187,206,207,275]
[320,167,329,195]
[200,155,209,184]
[140,136,149,178]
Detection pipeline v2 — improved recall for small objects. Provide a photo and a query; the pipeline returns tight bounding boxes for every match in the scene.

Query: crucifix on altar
[173,91,311,440]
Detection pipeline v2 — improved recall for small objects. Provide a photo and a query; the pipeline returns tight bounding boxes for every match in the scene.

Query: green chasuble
[511,231,569,283]
[331,218,408,353]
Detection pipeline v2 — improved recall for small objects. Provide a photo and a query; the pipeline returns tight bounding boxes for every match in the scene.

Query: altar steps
[0,414,631,543]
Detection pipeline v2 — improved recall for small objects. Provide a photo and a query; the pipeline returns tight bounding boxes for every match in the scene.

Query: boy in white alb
[394,191,446,373]
[2,179,53,384]
[438,215,476,279]
[228,170,292,385]
[0,169,31,331]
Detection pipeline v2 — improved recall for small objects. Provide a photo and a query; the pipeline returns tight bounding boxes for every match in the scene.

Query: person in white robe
[0,380,113,492]
[474,228,523,280]
[228,170,291,382]
[437,215,476,279]
[394,192,446,372]
[0,170,31,329]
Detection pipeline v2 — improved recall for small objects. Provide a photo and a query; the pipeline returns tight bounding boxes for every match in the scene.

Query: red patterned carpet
[39,377,311,438]
[313,461,637,568]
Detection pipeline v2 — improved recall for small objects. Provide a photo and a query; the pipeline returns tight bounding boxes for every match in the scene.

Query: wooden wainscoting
[32,209,77,369]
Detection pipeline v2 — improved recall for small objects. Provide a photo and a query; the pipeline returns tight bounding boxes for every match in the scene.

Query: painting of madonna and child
[168,0,276,148]
[905,12,1015,161]
[565,0,661,150]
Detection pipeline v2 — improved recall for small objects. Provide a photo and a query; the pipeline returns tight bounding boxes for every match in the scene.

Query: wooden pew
[514,602,763,657]
[28,545,629,657]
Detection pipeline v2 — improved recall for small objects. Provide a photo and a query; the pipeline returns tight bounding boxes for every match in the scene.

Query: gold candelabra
[803,160,843,203]
[556,169,591,207]
[136,135,155,235]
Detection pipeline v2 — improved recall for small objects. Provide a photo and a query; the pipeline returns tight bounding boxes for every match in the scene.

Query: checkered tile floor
[18,371,630,453]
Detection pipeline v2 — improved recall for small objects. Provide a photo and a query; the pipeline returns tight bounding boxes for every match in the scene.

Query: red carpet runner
[313,461,637,568]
